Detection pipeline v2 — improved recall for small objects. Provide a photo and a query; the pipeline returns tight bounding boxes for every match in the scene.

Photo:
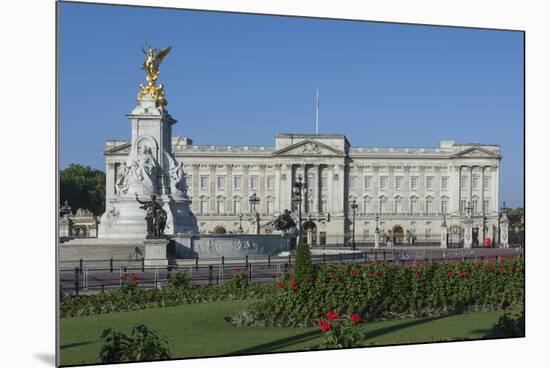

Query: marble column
[226,164,233,214]
[209,164,216,214]
[274,164,282,213]
[192,164,200,213]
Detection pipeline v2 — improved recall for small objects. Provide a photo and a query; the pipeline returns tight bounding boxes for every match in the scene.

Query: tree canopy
[60,164,106,216]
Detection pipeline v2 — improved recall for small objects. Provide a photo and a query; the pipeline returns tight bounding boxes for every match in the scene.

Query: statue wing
[155,46,172,63]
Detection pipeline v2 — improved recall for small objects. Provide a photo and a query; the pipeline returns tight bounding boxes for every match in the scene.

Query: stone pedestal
[463,221,473,249]
[307,229,313,246]
[374,230,380,249]
[440,225,448,249]
[59,217,72,237]
[144,238,170,266]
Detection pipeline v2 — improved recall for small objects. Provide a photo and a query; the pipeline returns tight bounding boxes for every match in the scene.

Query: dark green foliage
[60,164,106,215]
[166,271,191,289]
[60,282,276,318]
[100,324,170,363]
[485,309,525,338]
[231,258,524,327]
[293,242,313,281]
[229,269,249,289]
[506,207,524,218]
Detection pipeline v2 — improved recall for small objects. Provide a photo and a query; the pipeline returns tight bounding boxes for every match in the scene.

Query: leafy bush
[229,268,249,289]
[230,258,524,327]
[294,242,314,281]
[60,282,276,318]
[166,270,191,289]
[317,311,365,349]
[484,308,525,338]
[100,324,170,363]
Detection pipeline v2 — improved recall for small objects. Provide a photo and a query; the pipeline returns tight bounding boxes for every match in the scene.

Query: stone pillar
[374,228,380,249]
[307,229,313,246]
[209,164,216,214]
[274,164,282,213]
[259,164,266,214]
[243,164,250,212]
[458,165,463,214]
[327,164,335,213]
[105,162,116,204]
[192,164,200,213]
[337,164,345,215]
[313,164,320,213]
[226,164,233,214]
[469,166,473,206]
[463,220,473,249]
[500,214,509,248]
[481,166,485,215]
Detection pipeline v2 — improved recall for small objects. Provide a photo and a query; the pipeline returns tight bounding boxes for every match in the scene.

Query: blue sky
[59,2,524,207]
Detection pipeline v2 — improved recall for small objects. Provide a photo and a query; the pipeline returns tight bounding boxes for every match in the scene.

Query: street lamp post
[249,193,260,234]
[350,199,358,250]
[292,175,307,244]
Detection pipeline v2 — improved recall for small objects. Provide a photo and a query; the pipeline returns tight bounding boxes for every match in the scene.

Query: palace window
[321,199,328,213]
[307,175,315,188]
[217,176,225,190]
[395,177,403,190]
[473,177,479,189]
[363,199,372,214]
[425,199,433,214]
[233,176,241,190]
[217,200,225,215]
[395,199,402,213]
[380,199,387,214]
[411,177,418,190]
[441,177,448,190]
[266,177,274,190]
[321,176,328,189]
[307,200,314,213]
[472,199,479,214]
[267,200,274,214]
[380,177,387,191]
[250,177,258,190]
[483,199,490,214]
[200,200,208,214]
[200,176,209,190]
[233,199,241,214]
[441,199,448,214]
[483,177,491,189]
[364,176,372,190]
[410,198,418,214]
[426,177,434,190]
[460,200,466,214]
[460,176,467,190]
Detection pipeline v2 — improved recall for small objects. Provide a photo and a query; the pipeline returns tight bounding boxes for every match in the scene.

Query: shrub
[293,242,314,281]
[230,258,524,327]
[100,324,170,363]
[229,268,249,289]
[484,308,525,338]
[166,270,191,289]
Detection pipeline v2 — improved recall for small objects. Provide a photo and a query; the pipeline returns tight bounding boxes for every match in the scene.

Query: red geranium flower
[320,323,331,332]
[415,270,421,279]
[447,272,454,279]
[291,282,298,290]
[277,282,285,289]
[350,269,359,277]
[326,311,339,320]
[130,273,138,282]
[497,268,505,274]
[351,314,361,324]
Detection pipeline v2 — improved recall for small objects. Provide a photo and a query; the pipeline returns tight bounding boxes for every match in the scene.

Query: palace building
[103,133,502,246]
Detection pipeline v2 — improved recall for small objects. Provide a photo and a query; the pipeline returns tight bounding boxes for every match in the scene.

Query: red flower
[277,282,285,289]
[415,270,421,279]
[351,314,361,324]
[291,282,298,290]
[447,272,454,279]
[458,271,466,277]
[350,269,359,277]
[130,273,138,282]
[317,318,327,325]
[320,323,331,332]
[497,268,505,274]
[326,311,339,320]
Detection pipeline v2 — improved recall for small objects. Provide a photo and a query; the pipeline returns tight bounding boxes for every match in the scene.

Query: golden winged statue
[138,43,172,108]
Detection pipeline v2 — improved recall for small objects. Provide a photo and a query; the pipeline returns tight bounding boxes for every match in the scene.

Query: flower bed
[228,257,524,327]
[60,273,276,318]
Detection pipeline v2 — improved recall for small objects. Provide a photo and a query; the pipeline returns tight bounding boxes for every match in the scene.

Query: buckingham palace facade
[104,133,502,246]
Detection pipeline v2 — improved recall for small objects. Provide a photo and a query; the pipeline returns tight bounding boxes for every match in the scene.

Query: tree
[506,207,524,218]
[60,164,106,215]
[294,242,314,281]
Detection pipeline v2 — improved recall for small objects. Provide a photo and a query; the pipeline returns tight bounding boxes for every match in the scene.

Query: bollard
[245,255,249,269]
[195,256,199,271]
[249,263,253,283]
[323,253,326,264]
[268,255,271,268]
[284,263,288,274]
[222,256,225,268]
[208,265,213,285]
[109,258,113,273]
[79,259,83,273]
[74,267,79,296]
[383,250,386,261]
[288,254,292,267]
[101,284,105,294]
[141,257,145,272]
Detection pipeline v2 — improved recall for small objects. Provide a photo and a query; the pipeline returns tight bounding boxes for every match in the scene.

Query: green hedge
[229,258,524,327]
[60,282,276,318]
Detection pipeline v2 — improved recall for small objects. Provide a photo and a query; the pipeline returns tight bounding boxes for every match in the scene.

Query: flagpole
[315,89,319,135]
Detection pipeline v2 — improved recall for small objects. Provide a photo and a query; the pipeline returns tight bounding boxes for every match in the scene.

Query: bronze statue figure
[135,193,168,237]
[273,209,297,232]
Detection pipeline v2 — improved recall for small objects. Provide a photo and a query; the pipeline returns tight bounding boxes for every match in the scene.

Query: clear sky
[58,2,524,207]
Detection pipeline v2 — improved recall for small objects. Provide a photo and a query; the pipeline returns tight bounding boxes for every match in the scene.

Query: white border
[2,1,548,367]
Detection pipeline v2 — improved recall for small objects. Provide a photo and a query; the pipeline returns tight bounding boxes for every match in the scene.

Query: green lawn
[60,299,511,366]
